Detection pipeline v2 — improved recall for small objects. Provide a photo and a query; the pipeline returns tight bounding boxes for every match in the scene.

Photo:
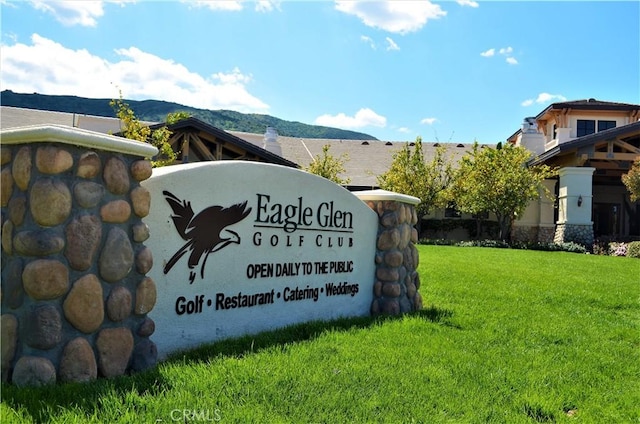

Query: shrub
[421,219,500,240]
[418,239,457,246]
[592,240,610,256]
[556,242,588,254]
[417,239,588,254]
[627,241,640,259]
[609,242,628,257]
[457,240,510,249]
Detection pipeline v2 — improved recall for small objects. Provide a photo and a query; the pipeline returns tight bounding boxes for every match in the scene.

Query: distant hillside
[1,90,378,140]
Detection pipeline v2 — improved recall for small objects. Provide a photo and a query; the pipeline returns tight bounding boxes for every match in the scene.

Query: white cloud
[314,108,387,129]
[482,46,519,64]
[255,1,281,12]
[1,0,18,9]
[335,1,446,34]
[385,37,399,51]
[188,0,279,12]
[398,127,411,133]
[361,35,376,50]
[0,34,269,112]
[521,92,567,107]
[480,48,495,57]
[457,0,479,7]
[28,0,105,27]
[420,117,437,125]
[189,0,244,11]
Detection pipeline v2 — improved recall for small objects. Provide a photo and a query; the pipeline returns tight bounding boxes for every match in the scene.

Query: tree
[305,144,351,185]
[450,142,555,241]
[166,111,191,125]
[377,136,454,219]
[110,93,178,167]
[622,159,640,202]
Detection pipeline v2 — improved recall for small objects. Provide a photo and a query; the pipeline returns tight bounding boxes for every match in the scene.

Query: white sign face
[142,162,378,358]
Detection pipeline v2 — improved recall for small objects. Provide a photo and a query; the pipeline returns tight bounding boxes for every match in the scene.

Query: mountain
[0,90,378,140]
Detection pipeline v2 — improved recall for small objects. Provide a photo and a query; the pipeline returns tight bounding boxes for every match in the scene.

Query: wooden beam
[614,139,640,154]
[190,134,216,161]
[168,132,183,148]
[181,134,190,163]
[551,155,582,167]
[590,152,640,161]
[588,161,629,170]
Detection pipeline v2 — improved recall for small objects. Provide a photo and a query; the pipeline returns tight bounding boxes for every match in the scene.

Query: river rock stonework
[1,130,158,385]
[358,193,422,316]
[554,223,594,247]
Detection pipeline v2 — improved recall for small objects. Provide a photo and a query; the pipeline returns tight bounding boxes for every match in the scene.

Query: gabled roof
[536,98,640,120]
[147,117,299,168]
[1,106,298,169]
[0,105,154,132]
[231,131,483,188]
[506,99,640,144]
[530,120,640,165]
[1,105,487,188]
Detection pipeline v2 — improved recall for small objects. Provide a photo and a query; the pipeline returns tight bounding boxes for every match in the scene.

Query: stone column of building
[553,167,596,246]
[1,125,159,386]
[354,190,422,316]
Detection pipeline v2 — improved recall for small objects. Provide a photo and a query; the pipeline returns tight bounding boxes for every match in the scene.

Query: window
[577,120,595,137]
[597,120,616,132]
[577,119,616,137]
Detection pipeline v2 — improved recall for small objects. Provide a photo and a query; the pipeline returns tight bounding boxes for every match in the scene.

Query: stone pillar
[354,190,422,316]
[1,125,159,386]
[554,167,595,246]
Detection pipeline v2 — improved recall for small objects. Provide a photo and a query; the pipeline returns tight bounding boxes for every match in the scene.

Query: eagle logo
[162,190,252,284]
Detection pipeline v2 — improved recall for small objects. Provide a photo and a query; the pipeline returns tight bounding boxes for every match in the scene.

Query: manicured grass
[2,246,639,423]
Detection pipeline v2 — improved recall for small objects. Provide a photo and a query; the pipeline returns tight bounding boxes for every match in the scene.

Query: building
[0,105,476,191]
[0,106,297,168]
[3,98,639,245]
[508,99,640,245]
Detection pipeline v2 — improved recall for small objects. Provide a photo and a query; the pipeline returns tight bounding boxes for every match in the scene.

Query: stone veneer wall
[553,223,594,247]
[360,196,422,315]
[511,225,555,244]
[1,130,158,386]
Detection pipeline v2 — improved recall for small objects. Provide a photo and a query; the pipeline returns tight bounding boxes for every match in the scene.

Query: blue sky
[1,1,638,143]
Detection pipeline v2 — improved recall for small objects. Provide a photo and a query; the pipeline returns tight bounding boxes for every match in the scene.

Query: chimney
[263,126,282,157]
[519,117,545,156]
[522,117,538,133]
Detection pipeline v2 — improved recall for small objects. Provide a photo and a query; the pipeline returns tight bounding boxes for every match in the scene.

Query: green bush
[418,238,457,246]
[627,241,640,258]
[417,239,588,254]
[421,219,499,239]
[556,242,588,254]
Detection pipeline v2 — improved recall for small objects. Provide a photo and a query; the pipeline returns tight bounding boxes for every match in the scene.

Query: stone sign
[142,161,378,358]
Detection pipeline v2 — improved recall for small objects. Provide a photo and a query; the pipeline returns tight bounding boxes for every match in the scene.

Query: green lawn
[2,246,639,423]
